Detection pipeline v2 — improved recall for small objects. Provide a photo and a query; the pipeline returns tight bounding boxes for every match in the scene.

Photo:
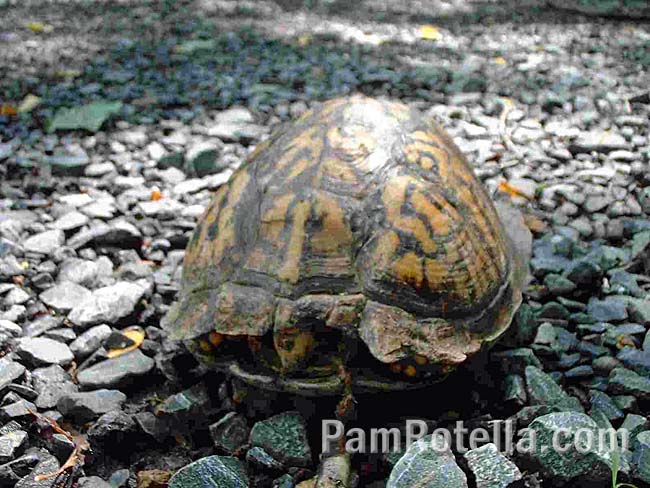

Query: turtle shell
[162,95,530,394]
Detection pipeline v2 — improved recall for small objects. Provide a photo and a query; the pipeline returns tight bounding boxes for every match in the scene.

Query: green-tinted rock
[537,302,570,320]
[250,412,311,467]
[612,395,637,412]
[544,274,576,296]
[169,456,248,488]
[157,384,210,415]
[463,443,522,488]
[47,101,122,133]
[589,390,624,422]
[620,414,649,440]
[632,431,650,484]
[501,304,537,347]
[184,143,224,177]
[514,405,564,427]
[158,152,185,170]
[45,153,90,176]
[273,474,294,488]
[564,259,603,287]
[525,366,583,411]
[386,435,467,488]
[609,368,650,400]
[503,374,526,405]
[491,349,542,375]
[527,412,615,481]
[547,0,650,19]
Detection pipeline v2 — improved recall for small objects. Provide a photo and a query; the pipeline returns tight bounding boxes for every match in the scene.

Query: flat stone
[51,211,89,231]
[23,230,64,255]
[15,338,74,367]
[68,281,146,328]
[0,430,27,463]
[57,389,127,422]
[0,360,26,394]
[77,349,154,389]
[69,324,112,360]
[463,443,522,488]
[32,365,78,409]
[587,297,628,322]
[39,281,92,313]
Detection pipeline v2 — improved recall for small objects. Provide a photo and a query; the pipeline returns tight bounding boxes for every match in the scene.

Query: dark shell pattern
[163,95,524,391]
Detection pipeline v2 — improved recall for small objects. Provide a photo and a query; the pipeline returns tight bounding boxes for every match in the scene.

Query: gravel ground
[0,1,649,487]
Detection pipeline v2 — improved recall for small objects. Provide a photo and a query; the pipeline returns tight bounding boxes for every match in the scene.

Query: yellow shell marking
[391,252,423,287]
[278,200,311,283]
[311,195,353,254]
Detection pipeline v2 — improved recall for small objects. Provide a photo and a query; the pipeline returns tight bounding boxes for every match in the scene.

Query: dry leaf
[106,326,145,359]
[26,21,53,33]
[493,56,507,65]
[151,188,163,201]
[419,25,442,41]
[18,94,41,113]
[297,33,311,47]
[0,104,17,116]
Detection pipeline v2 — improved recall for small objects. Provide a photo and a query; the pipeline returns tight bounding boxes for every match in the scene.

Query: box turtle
[162,95,531,396]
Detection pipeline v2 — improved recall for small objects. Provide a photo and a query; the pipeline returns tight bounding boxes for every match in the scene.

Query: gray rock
[0,400,37,421]
[0,430,27,463]
[169,456,248,488]
[69,324,112,360]
[587,298,628,322]
[527,412,616,481]
[32,365,78,409]
[250,412,311,467]
[463,443,522,488]
[58,257,113,288]
[210,412,249,454]
[22,316,62,338]
[51,211,89,231]
[15,338,74,367]
[570,130,629,154]
[23,230,64,255]
[67,220,141,250]
[15,451,60,488]
[68,281,145,328]
[57,389,127,422]
[386,434,468,488]
[3,288,30,306]
[0,360,26,394]
[39,281,92,313]
[87,410,136,442]
[77,349,154,389]
[77,476,112,488]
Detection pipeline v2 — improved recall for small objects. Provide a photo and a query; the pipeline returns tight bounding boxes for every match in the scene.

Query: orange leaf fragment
[106,326,145,359]
[498,180,533,200]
